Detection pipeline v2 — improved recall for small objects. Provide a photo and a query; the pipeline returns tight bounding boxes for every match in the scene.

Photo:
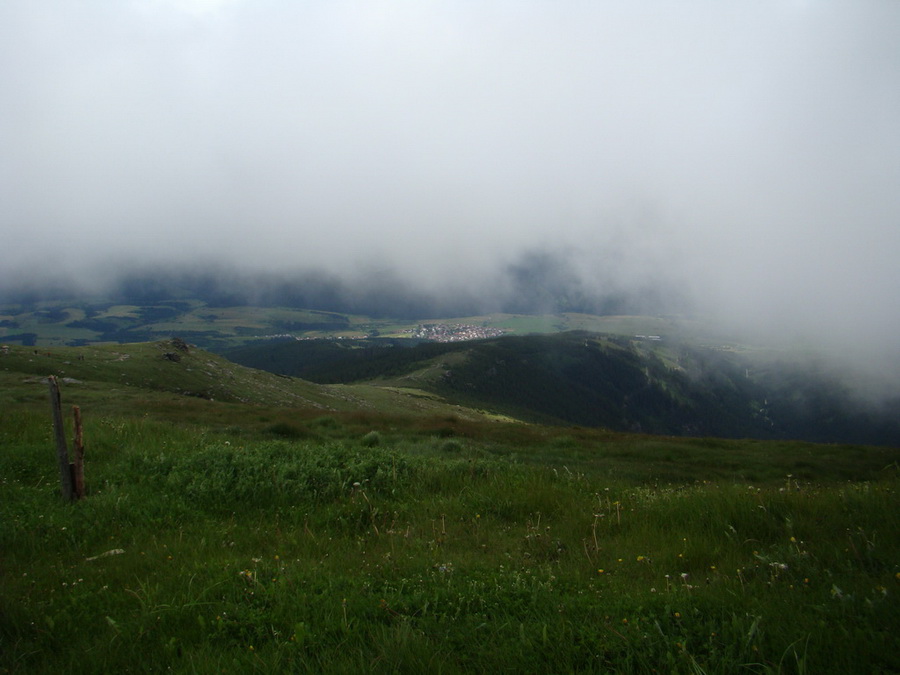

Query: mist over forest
[0,248,685,320]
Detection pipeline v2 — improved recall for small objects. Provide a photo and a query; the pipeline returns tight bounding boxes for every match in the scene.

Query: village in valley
[406,323,506,342]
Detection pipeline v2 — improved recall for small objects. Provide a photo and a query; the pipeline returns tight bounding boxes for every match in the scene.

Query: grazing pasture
[1,343,898,673]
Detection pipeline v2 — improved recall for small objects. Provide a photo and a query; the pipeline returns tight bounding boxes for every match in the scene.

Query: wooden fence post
[73,405,85,499]
[48,376,75,502]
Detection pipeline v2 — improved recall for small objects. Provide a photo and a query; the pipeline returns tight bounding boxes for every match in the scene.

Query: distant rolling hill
[223,332,900,446]
[5,293,898,446]
[0,338,508,431]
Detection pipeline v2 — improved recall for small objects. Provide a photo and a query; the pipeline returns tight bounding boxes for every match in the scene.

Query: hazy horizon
[2,1,900,388]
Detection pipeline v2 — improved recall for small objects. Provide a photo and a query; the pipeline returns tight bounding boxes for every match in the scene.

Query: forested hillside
[224,332,900,446]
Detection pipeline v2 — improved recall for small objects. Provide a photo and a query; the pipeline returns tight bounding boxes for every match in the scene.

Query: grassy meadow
[1,343,899,673]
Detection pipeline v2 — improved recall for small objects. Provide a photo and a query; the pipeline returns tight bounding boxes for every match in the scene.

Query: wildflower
[637,555,645,562]
[674,612,681,618]
[789,536,796,543]
[598,569,604,574]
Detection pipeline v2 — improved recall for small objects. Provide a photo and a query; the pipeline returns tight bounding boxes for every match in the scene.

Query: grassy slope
[2,342,899,673]
[0,340,505,428]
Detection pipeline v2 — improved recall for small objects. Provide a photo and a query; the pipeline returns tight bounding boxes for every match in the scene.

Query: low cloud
[2,1,899,390]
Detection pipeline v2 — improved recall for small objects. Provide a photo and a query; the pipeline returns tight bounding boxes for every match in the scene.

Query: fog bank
[2,1,899,388]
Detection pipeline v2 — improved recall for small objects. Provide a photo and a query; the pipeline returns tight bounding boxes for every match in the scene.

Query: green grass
[0,341,504,428]
[3,419,898,672]
[1,343,899,673]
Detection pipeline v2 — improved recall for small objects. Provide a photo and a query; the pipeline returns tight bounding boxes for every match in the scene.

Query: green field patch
[96,304,143,319]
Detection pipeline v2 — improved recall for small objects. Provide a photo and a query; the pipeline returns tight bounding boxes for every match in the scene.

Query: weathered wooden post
[48,375,75,502]
[72,405,85,499]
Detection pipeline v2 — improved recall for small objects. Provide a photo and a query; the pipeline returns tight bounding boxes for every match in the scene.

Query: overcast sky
[2,1,900,374]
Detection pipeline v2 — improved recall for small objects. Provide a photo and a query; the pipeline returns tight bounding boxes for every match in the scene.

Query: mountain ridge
[224,331,900,446]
